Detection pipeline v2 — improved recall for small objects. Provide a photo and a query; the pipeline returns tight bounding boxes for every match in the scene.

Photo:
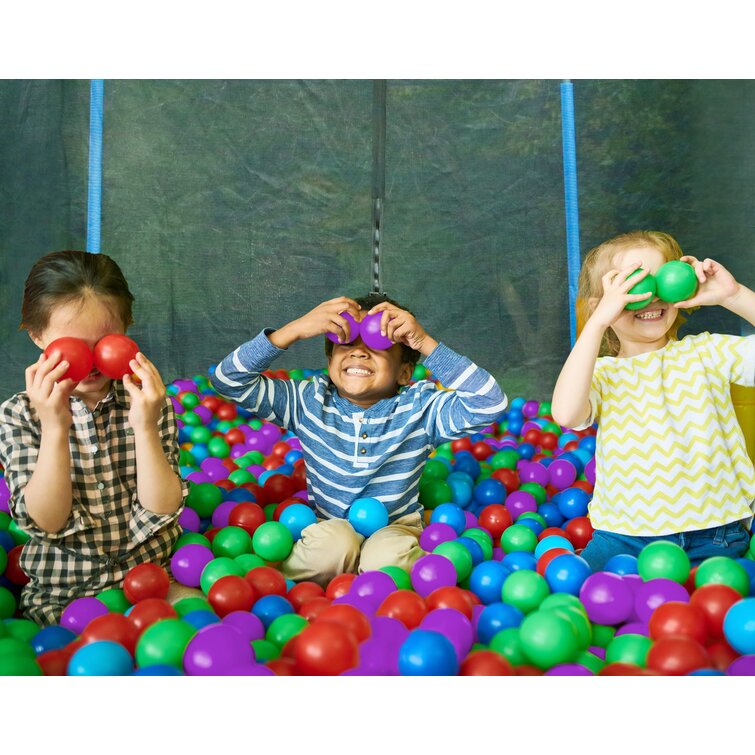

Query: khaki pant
[280,512,425,588]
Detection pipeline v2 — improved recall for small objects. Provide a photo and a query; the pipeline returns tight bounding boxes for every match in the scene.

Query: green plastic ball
[590,624,617,649]
[263,504,277,521]
[519,483,547,506]
[461,528,494,561]
[423,458,451,481]
[180,392,201,409]
[539,592,588,615]
[637,540,690,584]
[173,596,213,617]
[234,553,266,573]
[695,556,750,597]
[215,421,234,434]
[624,268,657,310]
[501,570,550,614]
[433,443,454,461]
[0,548,6,577]
[538,402,552,417]
[251,638,280,663]
[185,482,223,518]
[189,426,212,445]
[0,655,42,676]
[266,613,309,648]
[228,469,256,486]
[252,522,294,562]
[174,532,212,551]
[519,610,580,669]
[96,588,132,614]
[380,565,412,590]
[548,605,592,651]
[432,541,474,582]
[654,260,698,303]
[8,521,30,546]
[605,633,652,667]
[207,437,230,459]
[0,512,11,530]
[488,627,527,666]
[3,619,39,643]
[574,650,604,674]
[0,636,36,660]
[412,364,428,381]
[0,587,17,620]
[499,524,538,554]
[181,411,203,427]
[490,450,520,470]
[199,557,245,594]
[419,479,454,510]
[211,526,253,559]
[135,618,196,669]
[179,449,198,467]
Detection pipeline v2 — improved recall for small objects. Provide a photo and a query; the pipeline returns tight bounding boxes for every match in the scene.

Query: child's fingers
[680,255,699,266]
[122,373,141,398]
[38,360,70,392]
[329,316,351,343]
[626,291,654,303]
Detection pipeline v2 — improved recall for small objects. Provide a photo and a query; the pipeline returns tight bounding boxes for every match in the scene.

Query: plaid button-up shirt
[0,381,187,625]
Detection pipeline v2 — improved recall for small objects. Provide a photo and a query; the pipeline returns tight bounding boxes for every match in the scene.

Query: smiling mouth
[634,308,665,321]
[345,366,373,376]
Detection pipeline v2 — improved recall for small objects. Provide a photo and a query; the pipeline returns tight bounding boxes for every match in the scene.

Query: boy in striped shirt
[211,293,507,586]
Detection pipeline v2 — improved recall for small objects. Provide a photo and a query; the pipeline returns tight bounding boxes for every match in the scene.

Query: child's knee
[359,526,424,573]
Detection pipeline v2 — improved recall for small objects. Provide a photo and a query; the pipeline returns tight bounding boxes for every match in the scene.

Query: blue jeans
[580,520,750,572]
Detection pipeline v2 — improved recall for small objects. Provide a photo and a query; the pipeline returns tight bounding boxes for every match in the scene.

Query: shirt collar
[70,380,130,414]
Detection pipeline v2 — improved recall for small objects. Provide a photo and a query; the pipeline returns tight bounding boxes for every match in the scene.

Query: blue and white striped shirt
[211,330,507,522]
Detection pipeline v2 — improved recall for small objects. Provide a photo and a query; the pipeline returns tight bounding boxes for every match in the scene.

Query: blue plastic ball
[534,535,575,560]
[509,398,526,411]
[557,452,584,475]
[279,503,317,541]
[398,630,459,676]
[223,488,257,503]
[182,610,222,630]
[469,561,509,604]
[578,436,596,454]
[430,503,467,535]
[557,488,591,519]
[284,450,304,465]
[723,597,755,654]
[68,641,134,676]
[132,664,184,676]
[0,531,16,554]
[446,478,474,509]
[537,502,565,528]
[501,551,537,573]
[473,478,507,506]
[348,497,389,537]
[604,553,639,576]
[446,471,476,489]
[453,452,481,480]
[476,602,525,644]
[190,444,210,463]
[456,537,485,566]
[544,553,592,595]
[516,517,545,537]
[688,668,725,676]
[252,594,294,629]
[31,625,78,655]
[517,442,536,460]
[557,432,579,448]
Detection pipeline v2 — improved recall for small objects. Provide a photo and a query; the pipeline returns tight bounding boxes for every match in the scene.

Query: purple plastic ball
[522,400,539,418]
[350,571,397,611]
[545,663,593,676]
[410,554,458,598]
[186,471,212,484]
[193,406,213,425]
[548,459,578,490]
[518,462,549,487]
[420,608,474,662]
[60,597,109,634]
[504,490,538,520]
[359,311,393,350]
[170,543,215,588]
[633,578,689,623]
[184,623,255,675]
[326,311,361,345]
[222,611,266,643]
[615,621,650,637]
[463,511,479,529]
[727,655,755,676]
[584,457,596,485]
[578,571,634,625]
[178,507,201,533]
[211,500,238,529]
[419,522,457,551]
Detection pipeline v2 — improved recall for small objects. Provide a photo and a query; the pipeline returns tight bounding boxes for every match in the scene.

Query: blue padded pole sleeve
[86,79,104,254]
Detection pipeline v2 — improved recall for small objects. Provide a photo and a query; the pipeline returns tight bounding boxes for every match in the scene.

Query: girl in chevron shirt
[552,230,755,571]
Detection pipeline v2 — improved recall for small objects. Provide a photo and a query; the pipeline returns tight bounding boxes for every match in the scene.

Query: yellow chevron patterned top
[582,332,755,536]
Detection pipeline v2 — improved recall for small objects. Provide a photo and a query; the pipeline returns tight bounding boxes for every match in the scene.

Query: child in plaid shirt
[0,251,187,624]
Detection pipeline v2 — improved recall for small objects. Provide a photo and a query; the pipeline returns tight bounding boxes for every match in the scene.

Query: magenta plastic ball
[326,310,361,344]
[260,423,282,443]
[727,656,755,676]
[170,543,215,588]
[615,621,650,637]
[545,663,593,676]
[492,546,505,561]
[332,593,377,616]
[370,615,410,649]
[211,500,238,529]
[350,570,397,610]
[356,637,400,675]
[584,457,596,485]
[633,578,690,623]
[222,611,266,642]
[174,379,199,393]
[588,646,606,660]
[518,462,549,487]
[359,311,393,350]
[60,597,109,634]
[186,471,212,484]
[230,444,247,459]
[522,400,539,418]
[410,554,458,597]
[578,572,634,625]
[420,608,474,662]
[178,507,201,533]
[464,511,479,529]
[184,623,254,675]
[548,459,577,490]
[419,522,458,551]
[170,396,185,415]
[193,406,213,425]
[504,490,538,520]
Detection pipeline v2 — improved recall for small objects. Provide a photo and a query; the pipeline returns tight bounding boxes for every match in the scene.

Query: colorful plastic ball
[500,524,538,554]
[171,544,215,588]
[419,522,457,551]
[623,267,657,310]
[501,551,537,573]
[501,570,550,614]
[648,600,708,645]
[453,453,481,480]
[432,541,474,582]
[81,612,140,656]
[182,610,221,631]
[605,633,653,667]
[358,311,393,350]
[346,498,389,538]
[518,462,549,487]
[534,535,575,561]
[252,594,294,629]
[252,521,294,562]
[469,561,509,605]
[419,608,474,663]
[67,640,133,676]
[43,336,94,382]
[222,610,266,643]
[376,590,428,629]
[646,636,709,676]
[183,623,255,675]
[419,479,454,511]
[266,612,309,649]
[208,574,256,617]
[211,525,253,558]
[294,620,359,675]
[544,553,592,596]
[633,578,690,623]
[476,602,525,644]
[456,537,485,566]
[537,502,565,528]
[473,478,507,506]
[695,556,750,597]
[199,557,245,594]
[723,597,755,655]
[60,597,109,634]
[459,650,514,675]
[689,583,741,639]
[579,572,634,625]
[277,503,317,541]
[127,598,178,634]
[654,260,698,303]
[477,504,513,543]
[504,491,538,521]
[516,517,545,538]
[430,503,467,535]
[410,554,458,598]
[134,618,196,669]
[637,540,690,584]
[556,487,590,519]
[519,610,580,670]
[604,553,639,576]
[446,477,474,508]
[228,502,267,536]
[31,625,77,655]
[398,629,459,676]
[349,570,397,611]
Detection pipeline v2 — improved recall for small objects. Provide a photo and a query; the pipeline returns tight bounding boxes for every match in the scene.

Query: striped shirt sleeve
[421,342,508,446]
[702,333,755,387]
[210,329,304,431]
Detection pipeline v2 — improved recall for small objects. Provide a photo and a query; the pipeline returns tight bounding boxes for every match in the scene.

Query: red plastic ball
[127,598,177,635]
[540,432,559,451]
[287,581,326,611]
[325,573,357,600]
[564,516,595,551]
[375,590,428,629]
[214,479,235,492]
[294,621,359,676]
[208,574,256,617]
[5,545,30,585]
[93,334,139,379]
[298,596,332,622]
[271,441,292,459]
[200,396,222,412]
[37,648,73,676]
[491,468,520,494]
[451,438,473,453]
[598,663,659,676]
[538,527,570,542]
[225,428,246,446]
[81,612,140,656]
[425,586,477,619]
[471,441,494,461]
[291,464,308,491]
[244,566,287,597]
[536,547,572,577]
[123,563,170,603]
[228,502,267,536]
[571,480,594,495]
[460,650,514,675]
[43,337,94,382]
[266,658,298,676]
[705,640,739,671]
[522,429,541,447]
[272,497,306,521]
[477,504,513,543]
[315,603,372,643]
[648,601,708,645]
[646,637,710,676]
[689,583,741,639]
[262,474,297,504]
[514,664,544,676]
[216,403,237,421]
